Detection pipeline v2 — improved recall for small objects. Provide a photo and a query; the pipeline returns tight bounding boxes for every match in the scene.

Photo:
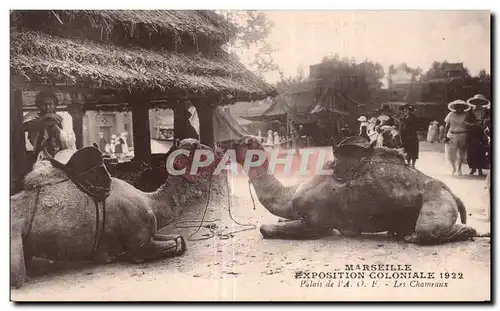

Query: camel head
[377,126,403,149]
[169,138,223,183]
[217,135,266,166]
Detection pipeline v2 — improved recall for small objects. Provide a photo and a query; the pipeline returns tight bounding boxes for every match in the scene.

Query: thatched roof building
[10,10,276,108]
[10,10,276,181]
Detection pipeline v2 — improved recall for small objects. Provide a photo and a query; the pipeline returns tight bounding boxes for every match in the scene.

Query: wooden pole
[193,101,215,148]
[173,104,188,142]
[10,89,28,194]
[68,94,85,149]
[130,97,151,164]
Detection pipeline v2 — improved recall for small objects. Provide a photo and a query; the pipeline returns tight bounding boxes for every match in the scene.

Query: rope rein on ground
[173,161,257,241]
[174,163,217,241]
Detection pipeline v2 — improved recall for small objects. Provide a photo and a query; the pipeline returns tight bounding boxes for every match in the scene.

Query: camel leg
[405,182,477,245]
[260,220,331,240]
[129,235,187,263]
[11,218,26,288]
[153,233,187,247]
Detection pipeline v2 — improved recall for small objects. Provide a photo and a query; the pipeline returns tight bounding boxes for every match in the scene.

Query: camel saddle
[334,136,375,158]
[49,146,112,201]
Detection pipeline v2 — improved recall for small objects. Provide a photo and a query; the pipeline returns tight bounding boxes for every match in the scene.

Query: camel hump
[50,146,112,200]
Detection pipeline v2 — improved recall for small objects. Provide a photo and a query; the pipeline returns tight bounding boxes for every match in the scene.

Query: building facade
[83,111,134,148]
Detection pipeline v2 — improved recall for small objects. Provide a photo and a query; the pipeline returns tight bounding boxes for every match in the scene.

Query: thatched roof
[10,10,276,106]
[10,10,234,52]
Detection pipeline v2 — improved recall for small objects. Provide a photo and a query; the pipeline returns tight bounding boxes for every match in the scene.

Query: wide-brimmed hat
[399,103,415,111]
[467,94,490,109]
[357,116,367,122]
[448,100,472,112]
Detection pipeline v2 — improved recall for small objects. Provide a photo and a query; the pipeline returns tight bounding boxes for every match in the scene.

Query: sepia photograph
[8,6,492,302]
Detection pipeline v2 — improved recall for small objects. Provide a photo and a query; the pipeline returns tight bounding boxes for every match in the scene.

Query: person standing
[340,124,352,141]
[426,121,439,143]
[465,95,490,176]
[98,132,107,153]
[273,131,280,150]
[438,124,445,143]
[109,134,116,156]
[399,104,419,167]
[266,130,273,147]
[464,108,485,175]
[357,116,369,140]
[120,132,129,155]
[115,133,123,156]
[367,117,378,142]
[482,100,491,165]
[444,100,473,176]
[426,121,433,142]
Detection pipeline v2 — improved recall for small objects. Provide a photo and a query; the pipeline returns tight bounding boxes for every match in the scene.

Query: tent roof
[212,106,248,142]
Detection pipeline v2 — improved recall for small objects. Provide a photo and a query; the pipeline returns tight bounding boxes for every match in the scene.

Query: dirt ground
[11,142,491,301]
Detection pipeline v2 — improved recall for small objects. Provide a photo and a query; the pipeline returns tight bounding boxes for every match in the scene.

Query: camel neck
[147,177,186,229]
[248,170,298,220]
[247,159,269,180]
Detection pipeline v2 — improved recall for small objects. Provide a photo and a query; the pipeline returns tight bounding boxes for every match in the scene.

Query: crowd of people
[444,94,491,176]
[257,129,286,149]
[98,132,130,160]
[354,95,491,176]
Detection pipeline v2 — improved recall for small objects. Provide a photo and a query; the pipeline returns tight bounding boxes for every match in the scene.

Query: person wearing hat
[357,116,369,141]
[464,95,490,176]
[376,104,396,127]
[468,94,490,111]
[340,124,352,141]
[443,99,474,175]
[399,103,419,167]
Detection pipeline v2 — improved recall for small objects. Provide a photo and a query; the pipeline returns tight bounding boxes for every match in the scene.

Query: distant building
[308,62,368,139]
[442,62,468,78]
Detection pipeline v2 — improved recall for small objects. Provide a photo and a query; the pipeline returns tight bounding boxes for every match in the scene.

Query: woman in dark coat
[465,95,490,176]
[399,104,419,167]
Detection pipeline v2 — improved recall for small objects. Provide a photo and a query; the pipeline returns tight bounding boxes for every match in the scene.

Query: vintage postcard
[9,9,491,301]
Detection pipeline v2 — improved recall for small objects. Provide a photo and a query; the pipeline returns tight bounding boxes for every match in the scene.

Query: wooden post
[193,101,215,148]
[68,96,85,149]
[173,104,189,142]
[10,89,28,194]
[130,97,151,164]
